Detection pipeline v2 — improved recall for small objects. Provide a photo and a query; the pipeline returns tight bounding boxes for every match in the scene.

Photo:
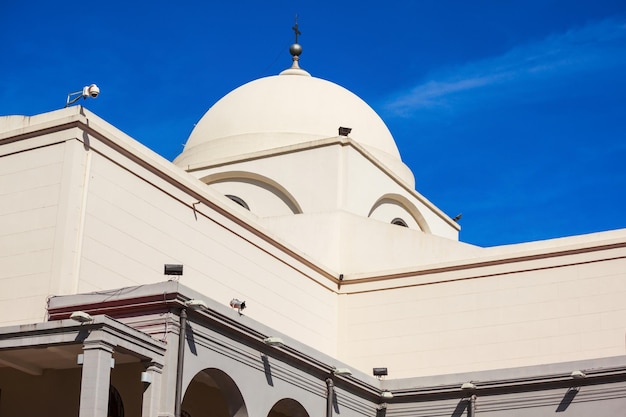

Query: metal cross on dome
[292,15,301,43]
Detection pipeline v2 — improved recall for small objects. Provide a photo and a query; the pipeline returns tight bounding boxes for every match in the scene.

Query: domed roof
[174,54,414,186]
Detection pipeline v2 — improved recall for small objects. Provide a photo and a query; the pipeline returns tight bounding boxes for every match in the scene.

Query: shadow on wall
[451,399,468,417]
[556,388,579,412]
[261,354,274,387]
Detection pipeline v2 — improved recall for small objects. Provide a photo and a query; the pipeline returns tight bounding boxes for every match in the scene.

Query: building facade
[1,41,626,416]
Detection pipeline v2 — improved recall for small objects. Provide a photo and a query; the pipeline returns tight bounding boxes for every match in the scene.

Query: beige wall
[3,108,626,380]
[0,110,338,357]
[189,141,458,240]
[338,241,626,377]
[0,132,90,325]
[77,141,338,356]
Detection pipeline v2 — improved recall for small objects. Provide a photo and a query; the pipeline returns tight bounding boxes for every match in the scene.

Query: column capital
[82,339,115,354]
[143,360,164,373]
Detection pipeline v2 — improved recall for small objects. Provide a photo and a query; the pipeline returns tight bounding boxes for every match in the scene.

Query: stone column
[79,341,114,417]
[141,361,163,417]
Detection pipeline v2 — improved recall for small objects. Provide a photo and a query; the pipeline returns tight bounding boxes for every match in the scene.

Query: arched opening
[108,385,124,417]
[267,398,310,417]
[181,368,248,417]
[391,217,408,227]
[368,193,431,233]
[201,171,303,216]
[225,195,250,210]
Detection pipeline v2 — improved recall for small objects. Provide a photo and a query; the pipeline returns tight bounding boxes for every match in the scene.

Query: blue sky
[2,1,625,247]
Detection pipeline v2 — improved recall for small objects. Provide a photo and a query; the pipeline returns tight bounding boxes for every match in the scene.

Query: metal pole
[326,378,334,417]
[175,308,187,417]
[468,394,477,417]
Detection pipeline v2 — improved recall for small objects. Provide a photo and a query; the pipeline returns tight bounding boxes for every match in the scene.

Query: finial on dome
[292,15,301,44]
[280,15,311,76]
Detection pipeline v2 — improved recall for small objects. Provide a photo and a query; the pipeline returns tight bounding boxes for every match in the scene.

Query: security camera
[230,298,246,312]
[84,84,100,98]
[65,83,101,107]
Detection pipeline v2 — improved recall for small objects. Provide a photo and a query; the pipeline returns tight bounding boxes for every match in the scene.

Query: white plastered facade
[1,53,626,416]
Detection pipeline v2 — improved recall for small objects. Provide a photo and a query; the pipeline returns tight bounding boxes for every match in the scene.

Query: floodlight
[164,264,183,275]
[461,382,476,390]
[263,337,285,347]
[70,311,93,323]
[185,299,207,310]
[381,390,394,400]
[333,367,352,376]
[338,127,352,136]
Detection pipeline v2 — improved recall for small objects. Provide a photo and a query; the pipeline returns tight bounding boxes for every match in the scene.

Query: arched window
[225,195,249,210]
[391,217,408,227]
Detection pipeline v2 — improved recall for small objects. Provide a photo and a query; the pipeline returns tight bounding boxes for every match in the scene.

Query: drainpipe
[174,308,187,417]
[325,378,334,417]
[468,394,477,417]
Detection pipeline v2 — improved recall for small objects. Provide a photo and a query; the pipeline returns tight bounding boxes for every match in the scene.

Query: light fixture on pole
[65,84,100,107]
[263,336,285,347]
[332,367,352,376]
[461,382,477,391]
[70,311,93,323]
[185,299,207,310]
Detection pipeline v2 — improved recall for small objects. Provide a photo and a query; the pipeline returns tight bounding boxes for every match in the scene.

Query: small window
[391,218,408,227]
[226,195,249,210]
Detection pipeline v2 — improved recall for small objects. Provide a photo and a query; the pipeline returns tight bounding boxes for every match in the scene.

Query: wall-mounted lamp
[373,367,388,378]
[230,298,246,313]
[461,382,477,391]
[571,370,587,379]
[263,336,284,347]
[65,84,100,107]
[338,126,352,136]
[333,367,352,376]
[70,311,93,323]
[185,299,207,310]
[164,264,183,276]
[381,390,394,400]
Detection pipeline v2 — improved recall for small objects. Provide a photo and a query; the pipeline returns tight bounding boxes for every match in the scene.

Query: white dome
[174,68,414,186]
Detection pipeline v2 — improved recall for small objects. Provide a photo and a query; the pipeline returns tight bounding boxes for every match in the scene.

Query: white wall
[338,240,626,377]
[0,132,89,325]
[0,110,339,357]
[188,142,458,238]
[73,126,339,357]
[4,108,626,380]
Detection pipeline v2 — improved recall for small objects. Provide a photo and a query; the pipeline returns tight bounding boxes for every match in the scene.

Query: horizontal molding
[341,244,626,294]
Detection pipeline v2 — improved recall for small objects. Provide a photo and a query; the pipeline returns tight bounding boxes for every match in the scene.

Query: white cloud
[384,19,626,116]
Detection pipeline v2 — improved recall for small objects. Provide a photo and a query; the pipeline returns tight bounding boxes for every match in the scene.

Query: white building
[1,39,626,417]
